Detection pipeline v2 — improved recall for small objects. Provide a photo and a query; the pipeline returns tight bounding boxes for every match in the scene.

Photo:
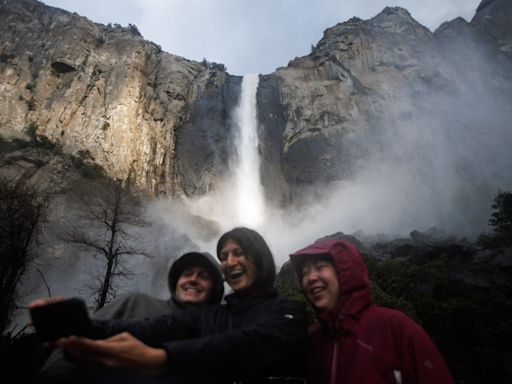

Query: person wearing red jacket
[289,239,454,384]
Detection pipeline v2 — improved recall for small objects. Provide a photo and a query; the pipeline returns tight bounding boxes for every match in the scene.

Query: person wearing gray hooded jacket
[94,251,224,321]
[39,251,224,383]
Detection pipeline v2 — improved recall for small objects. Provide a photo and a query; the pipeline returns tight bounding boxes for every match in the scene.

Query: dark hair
[216,227,276,289]
[292,253,334,281]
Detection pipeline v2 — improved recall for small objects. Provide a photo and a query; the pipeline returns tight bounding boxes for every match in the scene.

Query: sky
[41,0,481,76]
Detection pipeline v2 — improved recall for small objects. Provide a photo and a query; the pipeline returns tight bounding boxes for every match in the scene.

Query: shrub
[24,122,38,141]
[479,189,512,248]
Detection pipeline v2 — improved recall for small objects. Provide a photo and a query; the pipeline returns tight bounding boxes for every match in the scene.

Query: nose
[304,269,319,285]
[187,272,199,283]
[225,253,238,266]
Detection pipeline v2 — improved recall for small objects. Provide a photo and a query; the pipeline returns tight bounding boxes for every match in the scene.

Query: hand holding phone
[30,298,93,341]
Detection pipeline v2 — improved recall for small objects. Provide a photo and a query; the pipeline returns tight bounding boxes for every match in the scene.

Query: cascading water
[231,74,265,227]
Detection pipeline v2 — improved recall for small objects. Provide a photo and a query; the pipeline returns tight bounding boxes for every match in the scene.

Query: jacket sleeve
[89,310,197,347]
[162,299,307,379]
[392,313,454,384]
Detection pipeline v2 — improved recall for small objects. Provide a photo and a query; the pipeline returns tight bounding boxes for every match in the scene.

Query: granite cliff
[258,0,512,204]
[0,0,240,197]
[1,0,511,211]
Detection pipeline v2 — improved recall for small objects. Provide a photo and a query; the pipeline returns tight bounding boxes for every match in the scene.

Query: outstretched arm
[56,332,167,374]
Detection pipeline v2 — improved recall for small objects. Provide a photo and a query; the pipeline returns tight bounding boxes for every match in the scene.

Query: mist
[162,23,512,267]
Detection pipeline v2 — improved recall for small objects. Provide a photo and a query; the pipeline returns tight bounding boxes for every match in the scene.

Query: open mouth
[184,286,201,293]
[309,286,325,296]
[227,268,245,281]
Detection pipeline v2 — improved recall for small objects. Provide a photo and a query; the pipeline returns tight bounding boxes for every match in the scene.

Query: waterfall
[232,74,265,227]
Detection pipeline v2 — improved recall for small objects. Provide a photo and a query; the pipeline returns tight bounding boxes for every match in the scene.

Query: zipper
[330,340,339,384]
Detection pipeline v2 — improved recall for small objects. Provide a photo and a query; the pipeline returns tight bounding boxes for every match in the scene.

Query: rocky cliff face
[258,0,512,205]
[1,0,511,212]
[0,0,239,196]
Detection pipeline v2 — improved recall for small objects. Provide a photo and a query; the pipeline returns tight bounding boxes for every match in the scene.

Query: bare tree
[65,179,149,311]
[0,177,47,334]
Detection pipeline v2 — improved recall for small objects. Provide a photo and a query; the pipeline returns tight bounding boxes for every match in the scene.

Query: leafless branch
[36,268,51,297]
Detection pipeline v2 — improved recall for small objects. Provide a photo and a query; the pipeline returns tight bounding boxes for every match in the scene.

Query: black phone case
[30,298,93,341]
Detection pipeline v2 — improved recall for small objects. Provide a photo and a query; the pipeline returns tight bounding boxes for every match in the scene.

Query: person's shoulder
[94,292,170,320]
[110,292,166,308]
[367,305,419,329]
[367,305,408,318]
[123,292,162,302]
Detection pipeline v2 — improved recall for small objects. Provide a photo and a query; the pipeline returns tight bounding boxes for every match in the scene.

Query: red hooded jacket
[290,239,454,384]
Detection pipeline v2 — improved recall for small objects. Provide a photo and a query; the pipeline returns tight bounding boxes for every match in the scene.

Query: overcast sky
[41,0,481,75]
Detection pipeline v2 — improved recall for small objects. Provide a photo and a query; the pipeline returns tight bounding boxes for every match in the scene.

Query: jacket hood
[168,251,224,305]
[216,227,276,291]
[290,239,372,330]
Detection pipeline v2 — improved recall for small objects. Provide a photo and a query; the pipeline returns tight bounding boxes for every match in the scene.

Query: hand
[57,332,167,374]
[27,295,65,309]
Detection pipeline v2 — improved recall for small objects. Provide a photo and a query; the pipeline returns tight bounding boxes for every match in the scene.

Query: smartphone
[30,298,93,341]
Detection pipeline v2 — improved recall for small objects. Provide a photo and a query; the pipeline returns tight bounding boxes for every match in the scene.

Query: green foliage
[127,23,141,36]
[275,269,316,324]
[24,122,38,141]
[489,190,512,243]
[479,189,512,248]
[201,58,226,72]
[366,247,512,383]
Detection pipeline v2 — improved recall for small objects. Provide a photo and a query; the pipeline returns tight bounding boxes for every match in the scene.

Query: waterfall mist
[175,33,512,267]
[261,49,512,264]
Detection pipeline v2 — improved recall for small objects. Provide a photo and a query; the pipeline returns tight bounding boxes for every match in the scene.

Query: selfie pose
[30,227,307,384]
[289,239,454,384]
[38,251,224,383]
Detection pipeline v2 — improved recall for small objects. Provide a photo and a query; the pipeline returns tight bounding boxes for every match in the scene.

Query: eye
[316,261,330,269]
[302,265,311,276]
[219,253,227,262]
[199,272,211,280]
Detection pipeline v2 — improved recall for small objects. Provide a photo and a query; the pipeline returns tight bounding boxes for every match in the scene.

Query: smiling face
[301,257,340,312]
[174,266,213,304]
[219,239,257,292]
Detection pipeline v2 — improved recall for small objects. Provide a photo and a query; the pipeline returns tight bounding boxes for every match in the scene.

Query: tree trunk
[96,257,114,311]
